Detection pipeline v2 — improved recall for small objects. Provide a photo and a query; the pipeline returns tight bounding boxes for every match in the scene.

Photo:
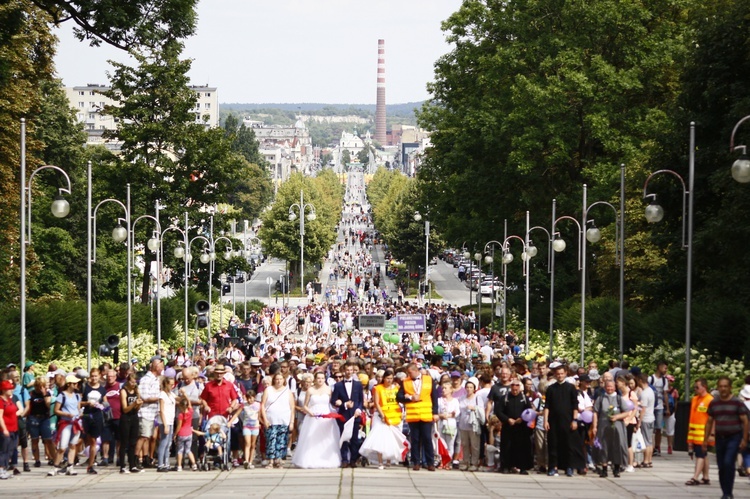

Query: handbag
[632,428,646,452]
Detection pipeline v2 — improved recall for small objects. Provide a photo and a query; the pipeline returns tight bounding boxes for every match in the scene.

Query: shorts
[17,419,28,449]
[243,427,260,437]
[27,416,53,440]
[82,412,105,439]
[664,414,676,437]
[139,418,155,438]
[102,418,119,443]
[640,422,654,447]
[654,408,664,429]
[693,445,707,459]
[57,424,81,450]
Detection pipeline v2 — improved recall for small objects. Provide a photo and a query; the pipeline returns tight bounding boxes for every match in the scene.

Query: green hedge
[0,288,208,365]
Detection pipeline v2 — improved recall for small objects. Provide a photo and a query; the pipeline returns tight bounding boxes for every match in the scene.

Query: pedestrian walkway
[4,453,749,498]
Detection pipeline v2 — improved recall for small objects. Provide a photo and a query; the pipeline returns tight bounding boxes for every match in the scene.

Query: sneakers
[232,459,239,468]
[176,466,182,472]
[625,465,635,473]
[66,466,77,476]
[191,464,198,471]
[87,467,98,475]
[547,468,559,476]
[120,468,130,474]
[23,463,31,472]
[653,448,661,457]
[130,467,144,473]
[157,466,169,473]
[565,468,574,477]
[12,468,21,476]
[34,461,41,468]
[47,467,60,477]
[0,470,9,480]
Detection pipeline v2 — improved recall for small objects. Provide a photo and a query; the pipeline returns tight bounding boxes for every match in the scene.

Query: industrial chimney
[375,39,386,145]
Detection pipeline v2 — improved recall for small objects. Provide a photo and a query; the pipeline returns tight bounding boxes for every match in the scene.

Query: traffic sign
[266,277,274,285]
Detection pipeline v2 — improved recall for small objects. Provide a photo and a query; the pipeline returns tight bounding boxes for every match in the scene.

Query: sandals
[701,478,710,485]
[685,478,701,485]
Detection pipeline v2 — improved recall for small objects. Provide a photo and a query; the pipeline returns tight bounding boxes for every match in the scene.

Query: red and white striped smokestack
[375,39,387,145]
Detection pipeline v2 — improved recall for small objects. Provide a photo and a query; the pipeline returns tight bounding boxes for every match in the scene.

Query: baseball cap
[549,361,562,369]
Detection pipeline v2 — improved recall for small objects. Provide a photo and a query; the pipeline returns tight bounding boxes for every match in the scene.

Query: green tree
[341,149,351,168]
[258,172,341,285]
[0,1,57,305]
[34,0,198,50]
[417,0,691,327]
[104,38,246,302]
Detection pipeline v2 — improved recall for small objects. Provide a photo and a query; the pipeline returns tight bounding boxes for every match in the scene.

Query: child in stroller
[194,416,229,471]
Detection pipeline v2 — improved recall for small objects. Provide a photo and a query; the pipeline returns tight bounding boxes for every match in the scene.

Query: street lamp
[460,242,476,306]
[729,115,750,183]
[19,119,72,369]
[414,211,430,305]
[189,217,233,340]
[130,207,161,355]
[89,164,130,369]
[550,211,584,363]
[161,212,189,351]
[643,122,695,400]
[289,189,316,295]
[583,165,626,361]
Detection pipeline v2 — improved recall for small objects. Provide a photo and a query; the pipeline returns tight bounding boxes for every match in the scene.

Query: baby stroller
[198,415,231,471]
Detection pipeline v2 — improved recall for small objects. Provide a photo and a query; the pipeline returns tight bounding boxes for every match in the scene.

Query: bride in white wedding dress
[292,372,342,469]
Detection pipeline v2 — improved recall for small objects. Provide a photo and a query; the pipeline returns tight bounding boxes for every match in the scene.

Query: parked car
[480,278,503,296]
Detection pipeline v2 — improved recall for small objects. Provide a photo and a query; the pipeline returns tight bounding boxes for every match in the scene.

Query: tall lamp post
[482,240,505,334]
[527,215,554,358]
[190,226,233,339]
[643,122,695,400]
[461,242,477,307]
[20,119,72,368]
[582,166,625,361]
[162,213,189,351]
[130,211,161,359]
[89,168,130,369]
[550,212,584,363]
[413,212,429,305]
[288,189,316,295]
[491,235,530,348]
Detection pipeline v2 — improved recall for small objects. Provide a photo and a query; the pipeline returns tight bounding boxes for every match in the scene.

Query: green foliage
[258,172,342,281]
[0,1,57,305]
[368,168,442,269]
[36,0,198,51]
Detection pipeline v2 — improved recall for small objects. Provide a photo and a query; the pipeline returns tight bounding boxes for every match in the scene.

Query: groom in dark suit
[330,361,364,467]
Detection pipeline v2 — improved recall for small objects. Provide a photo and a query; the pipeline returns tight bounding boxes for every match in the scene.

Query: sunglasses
[334,375,344,379]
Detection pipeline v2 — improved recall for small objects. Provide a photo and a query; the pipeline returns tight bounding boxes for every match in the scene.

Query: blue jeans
[157,424,173,469]
[715,432,743,497]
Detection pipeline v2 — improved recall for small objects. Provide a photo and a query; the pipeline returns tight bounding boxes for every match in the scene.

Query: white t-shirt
[159,391,176,427]
[480,345,493,364]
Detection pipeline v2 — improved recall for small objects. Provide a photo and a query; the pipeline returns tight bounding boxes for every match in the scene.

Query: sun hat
[65,374,80,384]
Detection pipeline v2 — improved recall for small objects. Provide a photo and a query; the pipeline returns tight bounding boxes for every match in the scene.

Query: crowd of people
[0,173,748,499]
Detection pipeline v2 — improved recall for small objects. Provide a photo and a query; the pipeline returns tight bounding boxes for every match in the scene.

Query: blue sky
[54,0,462,104]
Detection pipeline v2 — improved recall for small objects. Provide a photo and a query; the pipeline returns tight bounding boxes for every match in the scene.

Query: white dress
[359,412,408,464]
[292,393,341,469]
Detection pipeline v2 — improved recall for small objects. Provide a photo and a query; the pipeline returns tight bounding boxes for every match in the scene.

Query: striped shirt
[708,396,748,437]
